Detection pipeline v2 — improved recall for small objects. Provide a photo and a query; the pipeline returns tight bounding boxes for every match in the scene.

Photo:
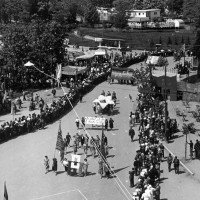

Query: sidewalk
[163,99,200,179]
[0,87,69,126]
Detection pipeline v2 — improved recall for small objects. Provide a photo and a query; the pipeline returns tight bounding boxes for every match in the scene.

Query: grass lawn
[69,27,195,50]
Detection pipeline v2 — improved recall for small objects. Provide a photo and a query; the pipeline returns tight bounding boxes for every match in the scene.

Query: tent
[93,95,114,109]
[95,49,106,56]
[62,66,87,76]
[146,56,162,65]
[76,53,95,61]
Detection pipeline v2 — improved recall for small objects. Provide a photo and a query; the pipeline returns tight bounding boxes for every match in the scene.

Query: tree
[159,36,162,44]
[174,36,178,45]
[112,11,128,29]
[186,36,191,45]
[193,31,200,76]
[167,36,172,45]
[149,38,155,49]
[113,0,133,11]
[183,0,200,27]
[85,4,100,27]
[181,35,185,44]
[166,0,184,16]
[91,0,114,7]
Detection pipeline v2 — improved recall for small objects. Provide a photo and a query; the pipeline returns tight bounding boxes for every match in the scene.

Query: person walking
[83,159,88,177]
[129,168,135,187]
[187,140,194,159]
[159,143,165,158]
[73,141,78,154]
[109,118,114,131]
[98,158,104,178]
[66,132,71,147]
[105,119,108,131]
[44,156,50,174]
[129,127,135,142]
[80,134,85,148]
[194,140,200,159]
[52,158,58,175]
[75,117,80,129]
[52,88,56,97]
[167,153,173,172]
[81,117,85,128]
[173,156,180,174]
[62,158,68,175]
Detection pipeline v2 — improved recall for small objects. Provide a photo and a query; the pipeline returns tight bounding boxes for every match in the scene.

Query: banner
[71,154,81,169]
[56,64,62,82]
[85,117,106,126]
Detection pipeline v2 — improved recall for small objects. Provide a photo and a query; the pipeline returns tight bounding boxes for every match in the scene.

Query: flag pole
[54,120,61,158]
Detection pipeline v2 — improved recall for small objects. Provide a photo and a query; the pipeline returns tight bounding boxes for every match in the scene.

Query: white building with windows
[127,9,161,27]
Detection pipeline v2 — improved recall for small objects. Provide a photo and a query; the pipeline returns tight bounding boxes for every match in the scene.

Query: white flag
[56,64,62,82]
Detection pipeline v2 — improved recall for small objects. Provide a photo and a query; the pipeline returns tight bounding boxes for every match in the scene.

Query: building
[166,19,185,29]
[96,7,115,22]
[127,9,161,28]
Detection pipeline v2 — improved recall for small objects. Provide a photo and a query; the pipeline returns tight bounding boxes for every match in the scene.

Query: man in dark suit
[129,127,135,142]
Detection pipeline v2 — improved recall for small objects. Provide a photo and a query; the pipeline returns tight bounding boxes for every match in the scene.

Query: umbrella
[98,95,106,101]
[24,61,34,67]
[93,99,99,103]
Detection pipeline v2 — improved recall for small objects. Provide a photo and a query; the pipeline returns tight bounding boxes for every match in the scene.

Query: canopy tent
[62,66,87,76]
[146,56,162,65]
[76,53,95,61]
[93,95,114,109]
[24,61,34,67]
[95,49,106,56]
[152,70,177,101]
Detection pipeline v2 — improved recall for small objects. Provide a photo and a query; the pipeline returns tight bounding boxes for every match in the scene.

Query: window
[154,12,157,15]
[139,13,141,15]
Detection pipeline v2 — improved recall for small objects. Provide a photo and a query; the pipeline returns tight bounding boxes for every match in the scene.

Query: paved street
[0,81,200,200]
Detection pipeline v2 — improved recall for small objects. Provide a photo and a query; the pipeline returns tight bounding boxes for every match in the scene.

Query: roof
[95,37,125,42]
[128,9,161,12]
[152,70,177,78]
[62,66,87,76]
[129,17,149,22]
[76,53,94,61]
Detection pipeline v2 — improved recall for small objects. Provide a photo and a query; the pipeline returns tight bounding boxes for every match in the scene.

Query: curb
[163,144,195,176]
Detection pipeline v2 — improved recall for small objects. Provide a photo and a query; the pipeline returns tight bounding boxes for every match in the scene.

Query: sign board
[71,154,81,169]
[85,116,105,126]
[111,71,133,81]
[146,56,160,65]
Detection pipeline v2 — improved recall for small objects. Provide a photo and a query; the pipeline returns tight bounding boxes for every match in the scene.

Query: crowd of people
[0,48,147,142]
[128,88,180,200]
[0,68,110,142]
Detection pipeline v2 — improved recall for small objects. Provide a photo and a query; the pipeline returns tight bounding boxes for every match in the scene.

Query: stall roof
[76,53,95,61]
[95,49,106,56]
[62,66,87,76]
[152,70,177,78]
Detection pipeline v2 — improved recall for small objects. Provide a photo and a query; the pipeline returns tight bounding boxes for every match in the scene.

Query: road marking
[113,148,116,151]
[76,189,89,200]
[29,189,77,200]
[125,180,128,183]
[125,130,128,132]
[112,133,116,135]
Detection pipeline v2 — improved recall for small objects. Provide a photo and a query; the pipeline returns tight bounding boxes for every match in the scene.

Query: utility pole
[164,56,168,142]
